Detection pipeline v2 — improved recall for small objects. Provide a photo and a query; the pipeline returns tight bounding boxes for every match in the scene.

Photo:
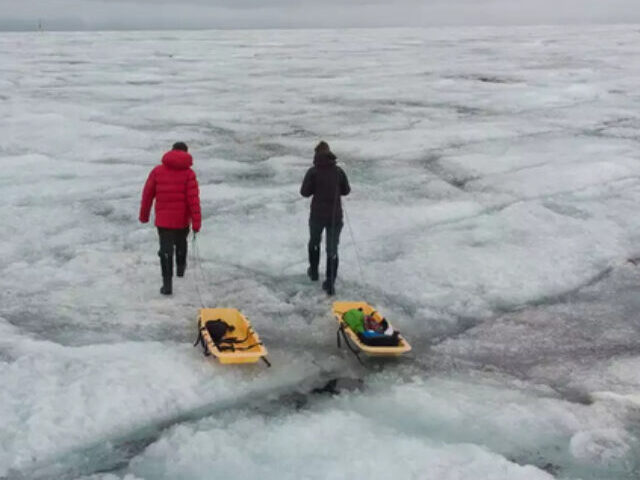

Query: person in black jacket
[300,141,351,295]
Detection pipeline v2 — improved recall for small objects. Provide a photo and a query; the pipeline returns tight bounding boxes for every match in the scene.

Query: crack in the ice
[6,371,352,480]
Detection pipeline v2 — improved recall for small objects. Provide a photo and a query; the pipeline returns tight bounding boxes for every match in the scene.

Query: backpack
[194,319,257,354]
[204,320,236,344]
[342,308,365,333]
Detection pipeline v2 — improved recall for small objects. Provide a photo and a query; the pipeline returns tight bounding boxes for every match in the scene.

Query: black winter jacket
[300,151,351,222]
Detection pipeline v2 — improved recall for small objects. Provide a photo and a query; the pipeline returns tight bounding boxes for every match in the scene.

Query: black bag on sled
[357,331,401,347]
[205,319,235,344]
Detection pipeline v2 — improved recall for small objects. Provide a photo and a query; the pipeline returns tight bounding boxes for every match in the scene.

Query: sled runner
[195,308,270,366]
[332,301,411,359]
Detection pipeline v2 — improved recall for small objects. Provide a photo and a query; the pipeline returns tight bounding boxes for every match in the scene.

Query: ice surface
[1,25,640,479]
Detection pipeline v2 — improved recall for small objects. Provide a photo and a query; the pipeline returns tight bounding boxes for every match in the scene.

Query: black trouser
[157,227,189,278]
[308,218,342,283]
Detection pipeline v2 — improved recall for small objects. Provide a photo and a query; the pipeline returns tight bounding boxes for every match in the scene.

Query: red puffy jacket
[139,149,202,232]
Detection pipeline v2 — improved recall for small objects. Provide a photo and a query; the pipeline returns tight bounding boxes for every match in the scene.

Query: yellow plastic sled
[332,301,411,357]
[195,308,270,366]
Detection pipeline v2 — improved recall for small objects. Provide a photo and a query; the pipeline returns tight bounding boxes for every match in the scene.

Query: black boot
[307,243,319,281]
[160,276,172,295]
[176,265,185,278]
[176,246,187,278]
[322,256,338,296]
[159,251,173,295]
[176,260,186,278]
[321,279,334,296]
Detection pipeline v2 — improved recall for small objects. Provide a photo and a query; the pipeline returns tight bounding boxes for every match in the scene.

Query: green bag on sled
[342,308,365,333]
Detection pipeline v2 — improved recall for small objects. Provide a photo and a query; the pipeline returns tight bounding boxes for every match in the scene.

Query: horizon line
[1,20,638,33]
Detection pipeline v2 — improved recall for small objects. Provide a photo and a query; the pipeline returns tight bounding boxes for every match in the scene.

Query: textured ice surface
[1,25,640,479]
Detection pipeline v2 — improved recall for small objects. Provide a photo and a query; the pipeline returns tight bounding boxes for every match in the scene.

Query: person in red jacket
[139,142,201,295]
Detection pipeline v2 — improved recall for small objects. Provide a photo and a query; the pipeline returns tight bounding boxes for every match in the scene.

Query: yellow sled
[332,301,411,357]
[196,308,270,366]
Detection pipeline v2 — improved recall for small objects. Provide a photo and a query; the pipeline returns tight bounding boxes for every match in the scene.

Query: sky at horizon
[0,0,639,31]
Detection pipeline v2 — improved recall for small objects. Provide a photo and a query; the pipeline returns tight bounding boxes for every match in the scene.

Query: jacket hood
[162,149,193,170]
[313,151,337,167]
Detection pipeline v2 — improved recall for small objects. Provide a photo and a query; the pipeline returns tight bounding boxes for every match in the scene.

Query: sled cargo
[196,308,270,366]
[332,301,411,357]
